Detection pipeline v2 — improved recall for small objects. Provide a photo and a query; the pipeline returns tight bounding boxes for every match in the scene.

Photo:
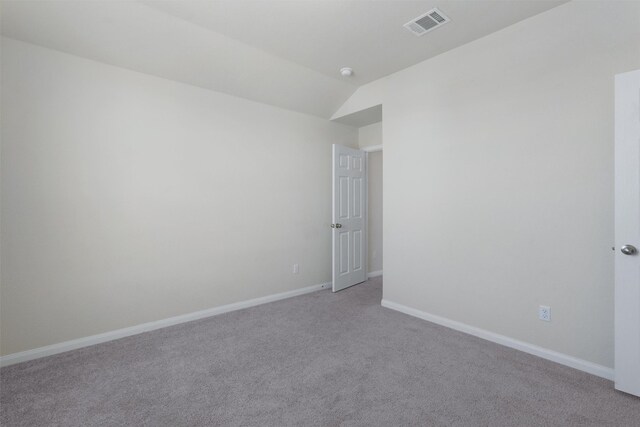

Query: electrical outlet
[293,264,299,274]
[538,305,551,322]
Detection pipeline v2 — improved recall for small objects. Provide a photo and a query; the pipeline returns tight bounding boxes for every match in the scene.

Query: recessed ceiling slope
[1,0,567,119]
[0,0,357,118]
[142,0,568,86]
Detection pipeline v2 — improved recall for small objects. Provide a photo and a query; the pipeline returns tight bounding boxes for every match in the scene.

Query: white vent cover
[404,8,450,36]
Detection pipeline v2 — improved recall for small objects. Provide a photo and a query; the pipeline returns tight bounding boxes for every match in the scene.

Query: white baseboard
[367,270,383,278]
[0,282,331,368]
[381,299,614,380]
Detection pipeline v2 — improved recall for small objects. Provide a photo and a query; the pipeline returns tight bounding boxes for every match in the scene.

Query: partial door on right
[615,69,640,397]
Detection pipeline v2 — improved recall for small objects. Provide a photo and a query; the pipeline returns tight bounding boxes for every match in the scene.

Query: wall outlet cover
[539,305,551,322]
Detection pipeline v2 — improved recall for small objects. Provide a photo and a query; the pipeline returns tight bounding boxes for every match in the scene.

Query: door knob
[331,223,342,229]
[621,245,638,255]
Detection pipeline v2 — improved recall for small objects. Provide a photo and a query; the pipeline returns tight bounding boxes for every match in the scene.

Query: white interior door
[615,69,640,397]
[332,144,367,292]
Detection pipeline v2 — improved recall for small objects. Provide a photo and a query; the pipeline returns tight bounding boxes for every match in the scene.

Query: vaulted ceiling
[1,0,566,118]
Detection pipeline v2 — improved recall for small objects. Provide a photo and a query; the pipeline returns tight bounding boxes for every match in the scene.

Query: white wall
[367,151,383,274]
[334,1,640,368]
[0,38,358,356]
[358,122,382,149]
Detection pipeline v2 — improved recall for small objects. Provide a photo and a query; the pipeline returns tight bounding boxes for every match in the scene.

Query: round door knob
[621,245,638,255]
[335,224,342,228]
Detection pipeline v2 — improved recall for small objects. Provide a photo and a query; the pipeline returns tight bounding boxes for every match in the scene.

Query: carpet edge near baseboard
[0,282,332,368]
[367,270,383,278]
[380,299,614,381]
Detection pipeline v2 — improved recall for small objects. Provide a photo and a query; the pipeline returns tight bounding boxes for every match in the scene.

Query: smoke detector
[340,67,354,77]
[404,8,450,36]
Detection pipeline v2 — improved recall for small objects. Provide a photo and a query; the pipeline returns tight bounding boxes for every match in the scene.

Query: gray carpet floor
[1,276,639,426]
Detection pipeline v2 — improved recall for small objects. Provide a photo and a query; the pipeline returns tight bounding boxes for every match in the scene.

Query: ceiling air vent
[404,8,450,36]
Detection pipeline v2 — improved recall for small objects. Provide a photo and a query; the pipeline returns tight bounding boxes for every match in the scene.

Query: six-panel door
[332,144,367,292]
